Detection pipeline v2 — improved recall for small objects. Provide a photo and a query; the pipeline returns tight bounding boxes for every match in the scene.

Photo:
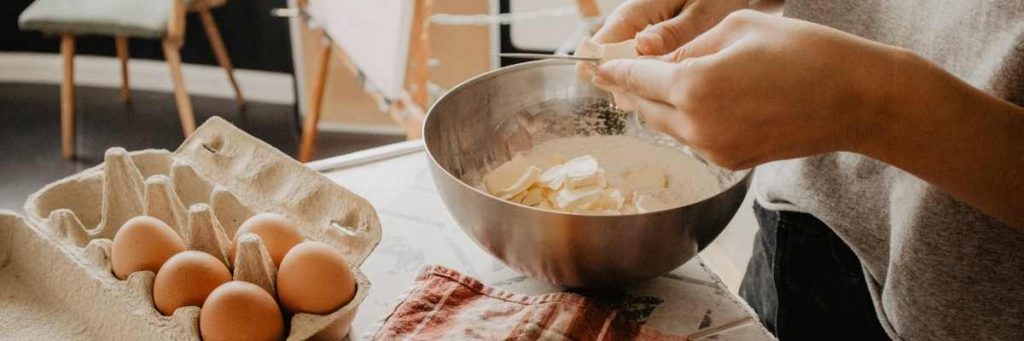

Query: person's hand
[593,10,904,169]
[593,0,748,55]
[577,0,747,79]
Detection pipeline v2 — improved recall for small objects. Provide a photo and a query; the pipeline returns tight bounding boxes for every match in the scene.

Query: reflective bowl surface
[424,60,751,287]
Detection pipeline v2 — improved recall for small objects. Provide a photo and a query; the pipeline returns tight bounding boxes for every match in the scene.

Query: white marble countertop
[311,141,774,340]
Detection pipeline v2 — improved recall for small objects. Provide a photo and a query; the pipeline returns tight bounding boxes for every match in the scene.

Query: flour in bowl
[480,135,718,214]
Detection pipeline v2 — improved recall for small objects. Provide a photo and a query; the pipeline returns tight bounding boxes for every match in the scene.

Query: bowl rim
[422,60,751,217]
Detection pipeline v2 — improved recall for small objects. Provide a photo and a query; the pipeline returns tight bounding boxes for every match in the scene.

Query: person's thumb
[658,15,739,62]
[635,13,705,55]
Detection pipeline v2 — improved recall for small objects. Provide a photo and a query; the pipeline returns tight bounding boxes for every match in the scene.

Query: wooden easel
[297,0,431,162]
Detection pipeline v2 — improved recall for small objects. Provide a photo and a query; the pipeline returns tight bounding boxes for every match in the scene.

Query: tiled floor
[0,83,402,211]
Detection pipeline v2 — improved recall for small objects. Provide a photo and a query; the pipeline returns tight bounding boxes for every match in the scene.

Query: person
[584,0,1024,340]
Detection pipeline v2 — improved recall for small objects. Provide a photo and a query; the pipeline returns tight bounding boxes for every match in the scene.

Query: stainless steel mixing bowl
[424,60,751,287]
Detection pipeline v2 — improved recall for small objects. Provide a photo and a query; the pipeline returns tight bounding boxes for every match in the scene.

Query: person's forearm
[859,50,1024,228]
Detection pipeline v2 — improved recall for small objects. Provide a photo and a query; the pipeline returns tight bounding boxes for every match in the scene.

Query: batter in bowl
[480,135,717,214]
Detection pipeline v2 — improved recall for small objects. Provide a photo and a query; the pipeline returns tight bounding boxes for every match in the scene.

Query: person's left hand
[593,10,906,169]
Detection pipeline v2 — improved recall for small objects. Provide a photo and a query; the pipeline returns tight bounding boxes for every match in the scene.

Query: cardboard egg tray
[0,117,381,340]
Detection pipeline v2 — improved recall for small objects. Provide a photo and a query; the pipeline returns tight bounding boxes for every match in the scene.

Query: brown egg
[153,251,231,316]
[111,216,186,280]
[277,241,357,314]
[232,213,304,266]
[200,281,284,341]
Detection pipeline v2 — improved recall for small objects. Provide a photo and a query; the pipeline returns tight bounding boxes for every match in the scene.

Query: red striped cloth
[370,265,689,340]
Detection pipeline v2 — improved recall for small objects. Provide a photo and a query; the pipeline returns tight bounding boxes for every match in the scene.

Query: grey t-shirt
[754,1,1024,340]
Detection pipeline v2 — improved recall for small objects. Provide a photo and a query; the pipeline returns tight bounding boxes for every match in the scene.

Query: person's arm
[866,51,1024,227]
[593,10,1024,227]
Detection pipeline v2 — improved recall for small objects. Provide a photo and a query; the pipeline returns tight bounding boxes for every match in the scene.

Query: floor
[0,83,403,212]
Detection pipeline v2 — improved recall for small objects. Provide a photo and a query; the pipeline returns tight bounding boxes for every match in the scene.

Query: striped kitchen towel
[368,265,688,340]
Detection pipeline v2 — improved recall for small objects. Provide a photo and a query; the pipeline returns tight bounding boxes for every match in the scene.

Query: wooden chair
[18,0,244,159]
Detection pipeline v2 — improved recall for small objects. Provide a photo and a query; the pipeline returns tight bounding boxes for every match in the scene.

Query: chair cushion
[19,0,176,38]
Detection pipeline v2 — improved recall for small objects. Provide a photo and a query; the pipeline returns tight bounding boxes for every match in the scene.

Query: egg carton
[0,117,381,340]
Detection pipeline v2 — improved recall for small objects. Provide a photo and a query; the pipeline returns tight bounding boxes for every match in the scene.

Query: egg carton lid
[173,116,381,265]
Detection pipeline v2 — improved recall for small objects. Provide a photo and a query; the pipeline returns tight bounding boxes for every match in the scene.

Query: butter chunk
[566,169,606,189]
[601,39,639,60]
[510,190,530,204]
[484,159,542,199]
[554,185,604,211]
[537,197,555,209]
[635,194,671,213]
[574,38,638,62]
[604,189,625,211]
[575,38,602,59]
[520,187,545,207]
[537,164,567,190]
[563,155,604,189]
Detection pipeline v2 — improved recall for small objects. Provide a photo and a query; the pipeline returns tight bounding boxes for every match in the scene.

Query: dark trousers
[739,203,890,340]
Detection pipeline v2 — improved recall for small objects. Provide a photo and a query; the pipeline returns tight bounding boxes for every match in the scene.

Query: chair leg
[60,34,76,160]
[197,8,244,108]
[162,39,196,137]
[298,44,331,162]
[115,35,131,102]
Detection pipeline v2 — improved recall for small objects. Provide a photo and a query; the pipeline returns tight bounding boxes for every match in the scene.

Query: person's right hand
[592,10,904,170]
[577,0,747,80]
[593,0,748,55]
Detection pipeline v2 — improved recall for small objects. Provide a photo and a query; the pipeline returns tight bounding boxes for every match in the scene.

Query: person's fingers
[594,59,679,104]
[592,0,685,45]
[660,29,729,63]
[611,91,639,112]
[658,10,753,62]
[636,11,705,55]
[616,92,689,144]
